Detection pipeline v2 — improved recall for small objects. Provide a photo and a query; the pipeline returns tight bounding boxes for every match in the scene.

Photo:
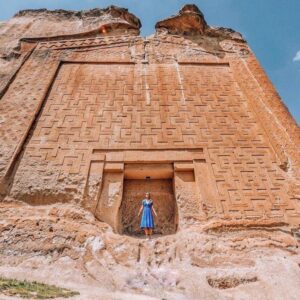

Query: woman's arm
[138,205,143,216]
[152,206,158,217]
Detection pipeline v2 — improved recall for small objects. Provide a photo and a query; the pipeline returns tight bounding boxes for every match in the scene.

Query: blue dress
[140,199,155,229]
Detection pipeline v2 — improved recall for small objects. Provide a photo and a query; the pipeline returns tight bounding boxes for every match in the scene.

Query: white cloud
[293,50,300,62]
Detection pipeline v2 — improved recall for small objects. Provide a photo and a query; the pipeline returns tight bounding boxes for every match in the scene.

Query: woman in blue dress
[138,192,157,239]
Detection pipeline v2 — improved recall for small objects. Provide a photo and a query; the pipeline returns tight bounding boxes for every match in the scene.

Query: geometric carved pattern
[30,62,260,150]
[0,31,296,226]
[17,61,297,220]
[179,65,297,219]
[0,56,58,178]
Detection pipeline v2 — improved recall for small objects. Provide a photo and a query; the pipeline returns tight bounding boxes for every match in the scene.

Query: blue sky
[0,0,299,123]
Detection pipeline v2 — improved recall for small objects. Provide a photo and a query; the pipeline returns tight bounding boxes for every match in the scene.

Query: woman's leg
[144,228,149,236]
[148,229,153,236]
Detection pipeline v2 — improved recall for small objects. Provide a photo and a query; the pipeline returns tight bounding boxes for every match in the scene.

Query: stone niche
[121,164,178,236]
[91,149,205,236]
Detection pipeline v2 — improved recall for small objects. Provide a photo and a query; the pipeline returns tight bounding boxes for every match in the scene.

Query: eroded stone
[0,4,299,298]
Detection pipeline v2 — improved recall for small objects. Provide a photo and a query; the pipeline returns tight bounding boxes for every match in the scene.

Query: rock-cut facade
[0,4,299,234]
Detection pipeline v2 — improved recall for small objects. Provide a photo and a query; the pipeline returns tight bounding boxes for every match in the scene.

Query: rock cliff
[0,6,140,97]
[0,4,299,300]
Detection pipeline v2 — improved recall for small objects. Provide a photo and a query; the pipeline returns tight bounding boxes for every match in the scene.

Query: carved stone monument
[0,5,299,235]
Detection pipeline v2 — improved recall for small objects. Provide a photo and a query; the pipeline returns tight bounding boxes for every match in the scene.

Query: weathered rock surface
[155,3,245,54]
[0,5,140,97]
[0,201,299,299]
[0,4,299,299]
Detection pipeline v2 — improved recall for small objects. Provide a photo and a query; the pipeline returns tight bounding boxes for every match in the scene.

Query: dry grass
[0,277,79,299]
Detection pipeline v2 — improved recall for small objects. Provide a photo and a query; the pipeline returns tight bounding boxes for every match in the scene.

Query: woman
[138,192,157,239]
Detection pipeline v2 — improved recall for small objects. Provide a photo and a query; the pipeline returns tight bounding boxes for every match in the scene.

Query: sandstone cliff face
[0,4,299,299]
[0,6,140,96]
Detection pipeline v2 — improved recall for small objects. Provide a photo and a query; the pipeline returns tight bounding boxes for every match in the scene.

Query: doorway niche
[119,163,178,236]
